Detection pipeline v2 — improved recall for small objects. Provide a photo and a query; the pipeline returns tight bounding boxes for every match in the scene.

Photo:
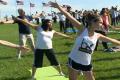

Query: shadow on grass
[57,51,70,55]
[0,53,33,60]
[94,67,120,72]
[0,56,14,60]
[96,74,120,80]
[1,76,30,80]
[64,42,73,47]
[93,56,120,62]
[108,32,120,35]
[94,67,120,80]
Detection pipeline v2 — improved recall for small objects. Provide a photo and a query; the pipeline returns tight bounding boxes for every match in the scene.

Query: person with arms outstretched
[1,9,42,59]
[50,2,120,80]
[16,18,73,80]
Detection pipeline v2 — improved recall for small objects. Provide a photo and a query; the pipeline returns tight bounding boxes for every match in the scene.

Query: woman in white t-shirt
[16,18,72,80]
[50,2,120,80]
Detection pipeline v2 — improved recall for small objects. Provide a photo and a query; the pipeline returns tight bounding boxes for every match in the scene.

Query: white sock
[18,53,21,59]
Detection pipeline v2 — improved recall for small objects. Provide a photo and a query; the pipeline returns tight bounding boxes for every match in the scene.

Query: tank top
[101,15,109,31]
[35,27,55,49]
[69,28,99,65]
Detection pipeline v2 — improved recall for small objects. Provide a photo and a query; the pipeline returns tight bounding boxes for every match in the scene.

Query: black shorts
[33,49,59,68]
[68,58,92,71]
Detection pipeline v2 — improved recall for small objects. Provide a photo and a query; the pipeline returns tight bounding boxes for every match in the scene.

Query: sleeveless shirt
[69,28,99,65]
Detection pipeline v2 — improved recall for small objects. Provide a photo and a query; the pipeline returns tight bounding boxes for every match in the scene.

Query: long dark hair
[41,19,52,31]
[100,8,106,15]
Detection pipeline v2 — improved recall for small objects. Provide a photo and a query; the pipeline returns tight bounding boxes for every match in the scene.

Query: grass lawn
[0,23,120,80]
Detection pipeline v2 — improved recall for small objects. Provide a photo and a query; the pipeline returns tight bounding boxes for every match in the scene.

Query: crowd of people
[0,1,120,80]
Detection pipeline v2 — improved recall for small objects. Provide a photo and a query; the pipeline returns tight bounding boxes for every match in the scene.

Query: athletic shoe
[59,72,65,76]
[104,48,115,52]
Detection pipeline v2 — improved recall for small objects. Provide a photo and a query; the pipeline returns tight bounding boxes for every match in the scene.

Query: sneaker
[59,72,65,76]
[28,76,36,80]
[104,48,115,52]
[17,53,21,59]
[80,71,83,75]
[31,77,36,80]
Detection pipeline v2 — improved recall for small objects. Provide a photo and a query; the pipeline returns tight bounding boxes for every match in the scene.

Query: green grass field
[0,23,120,80]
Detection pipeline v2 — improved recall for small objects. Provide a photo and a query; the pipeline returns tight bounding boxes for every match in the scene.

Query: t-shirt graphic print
[78,38,93,54]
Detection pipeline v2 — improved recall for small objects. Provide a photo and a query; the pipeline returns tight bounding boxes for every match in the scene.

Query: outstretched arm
[110,25,120,30]
[50,2,82,30]
[0,40,30,51]
[99,33,120,45]
[54,31,73,39]
[16,18,39,30]
[1,19,14,24]
[32,13,42,19]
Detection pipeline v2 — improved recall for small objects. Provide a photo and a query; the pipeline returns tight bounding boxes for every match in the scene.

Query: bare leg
[83,71,95,80]
[68,66,79,80]
[27,34,35,51]
[54,64,64,76]
[18,34,27,59]
[18,50,22,59]
[31,66,37,80]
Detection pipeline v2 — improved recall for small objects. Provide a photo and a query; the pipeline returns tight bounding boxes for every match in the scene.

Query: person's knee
[83,71,95,80]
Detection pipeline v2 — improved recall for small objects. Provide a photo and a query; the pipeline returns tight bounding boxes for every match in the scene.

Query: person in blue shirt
[2,9,41,59]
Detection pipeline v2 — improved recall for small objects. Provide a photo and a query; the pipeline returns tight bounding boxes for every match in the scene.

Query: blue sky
[0,0,119,19]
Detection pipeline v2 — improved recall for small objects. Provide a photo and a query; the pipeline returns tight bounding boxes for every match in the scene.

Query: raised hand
[18,46,30,53]
[48,1,59,8]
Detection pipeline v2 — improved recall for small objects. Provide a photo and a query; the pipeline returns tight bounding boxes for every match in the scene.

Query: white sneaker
[17,53,21,59]
[80,71,83,75]
[30,77,36,80]
[59,72,65,76]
